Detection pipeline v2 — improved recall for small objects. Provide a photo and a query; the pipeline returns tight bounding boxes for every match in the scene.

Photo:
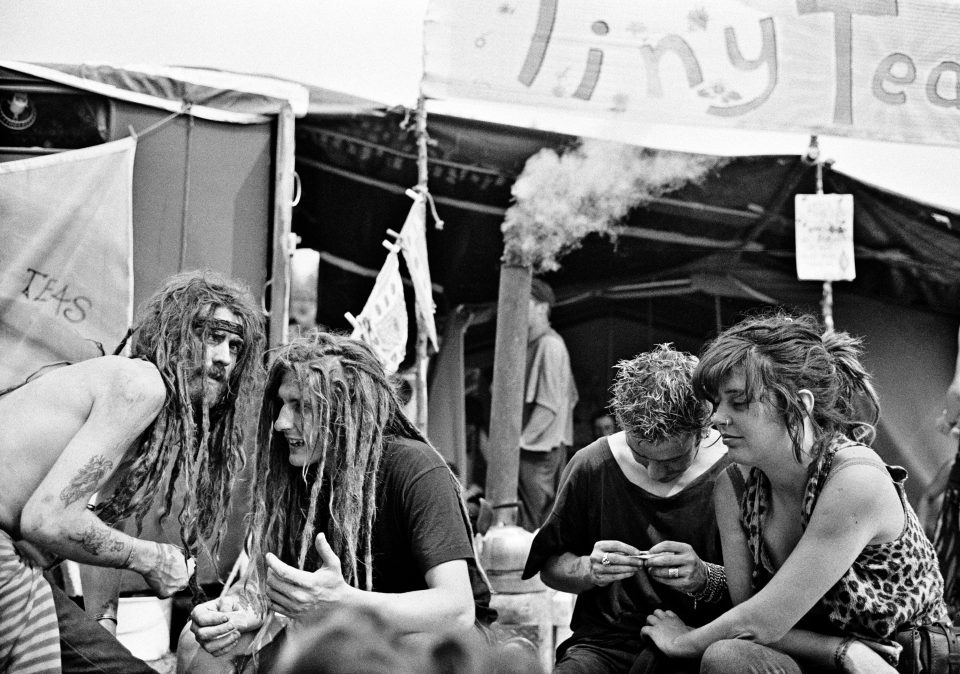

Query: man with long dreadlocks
[0,270,263,673]
[178,332,494,672]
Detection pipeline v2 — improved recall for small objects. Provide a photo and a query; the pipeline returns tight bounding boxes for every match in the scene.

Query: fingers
[191,602,229,627]
[313,533,340,569]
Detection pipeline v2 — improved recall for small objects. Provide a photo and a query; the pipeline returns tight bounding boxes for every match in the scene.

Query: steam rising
[502,139,727,272]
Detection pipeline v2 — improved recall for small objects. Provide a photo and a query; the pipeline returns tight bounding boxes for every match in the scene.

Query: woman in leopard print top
[643,313,948,673]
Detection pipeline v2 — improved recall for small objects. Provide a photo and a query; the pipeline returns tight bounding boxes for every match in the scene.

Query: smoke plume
[502,139,727,272]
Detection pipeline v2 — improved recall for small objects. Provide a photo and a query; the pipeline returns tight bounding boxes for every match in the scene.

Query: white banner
[347,250,408,375]
[397,196,438,351]
[795,193,855,281]
[424,0,960,148]
[0,138,136,389]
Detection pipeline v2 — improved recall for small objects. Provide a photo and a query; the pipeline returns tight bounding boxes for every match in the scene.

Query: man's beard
[190,365,228,410]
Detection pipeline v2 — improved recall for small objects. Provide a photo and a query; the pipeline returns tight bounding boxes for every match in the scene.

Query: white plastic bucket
[116,596,172,661]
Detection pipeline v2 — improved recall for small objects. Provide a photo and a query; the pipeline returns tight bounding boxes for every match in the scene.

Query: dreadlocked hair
[96,270,265,564]
[610,344,711,444]
[693,310,880,462]
[247,332,426,598]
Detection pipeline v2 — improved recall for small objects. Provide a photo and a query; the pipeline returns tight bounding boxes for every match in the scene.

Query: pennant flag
[0,137,135,389]
[397,194,438,350]
[347,250,407,374]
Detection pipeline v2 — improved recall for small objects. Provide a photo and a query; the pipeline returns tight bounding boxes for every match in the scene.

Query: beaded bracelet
[833,636,854,670]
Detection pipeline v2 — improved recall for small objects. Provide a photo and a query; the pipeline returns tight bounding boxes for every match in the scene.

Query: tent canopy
[293,106,960,503]
[294,108,960,330]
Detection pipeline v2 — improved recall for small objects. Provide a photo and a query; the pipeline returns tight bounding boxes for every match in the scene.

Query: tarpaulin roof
[0,62,382,122]
[293,108,960,342]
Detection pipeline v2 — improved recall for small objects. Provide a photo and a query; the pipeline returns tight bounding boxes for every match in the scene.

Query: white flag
[397,197,438,351]
[0,138,135,389]
[348,250,407,374]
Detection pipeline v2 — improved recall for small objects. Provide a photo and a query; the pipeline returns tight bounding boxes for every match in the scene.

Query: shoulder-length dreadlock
[96,270,265,564]
[246,332,435,597]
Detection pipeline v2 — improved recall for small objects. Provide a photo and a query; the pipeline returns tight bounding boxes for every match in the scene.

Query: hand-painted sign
[424,0,960,147]
[795,193,855,281]
[0,138,135,389]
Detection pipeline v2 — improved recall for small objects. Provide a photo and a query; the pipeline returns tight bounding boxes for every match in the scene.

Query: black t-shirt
[523,437,731,642]
[294,437,494,623]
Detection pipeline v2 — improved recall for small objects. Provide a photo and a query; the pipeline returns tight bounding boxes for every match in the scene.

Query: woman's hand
[840,640,898,674]
[585,540,644,587]
[641,609,699,658]
[265,533,352,618]
[643,541,708,595]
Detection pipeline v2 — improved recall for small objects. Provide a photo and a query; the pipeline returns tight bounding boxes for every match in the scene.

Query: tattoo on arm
[60,456,114,506]
[67,524,126,559]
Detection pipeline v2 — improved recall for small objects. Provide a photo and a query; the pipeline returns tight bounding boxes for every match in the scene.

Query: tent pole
[811,136,835,333]
[413,96,430,433]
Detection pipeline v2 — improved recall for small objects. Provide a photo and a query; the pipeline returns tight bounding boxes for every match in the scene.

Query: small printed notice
[795,194,855,281]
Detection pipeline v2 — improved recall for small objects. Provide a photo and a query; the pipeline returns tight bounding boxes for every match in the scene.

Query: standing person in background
[0,270,264,673]
[523,345,731,673]
[592,411,618,440]
[920,323,960,621]
[519,278,579,531]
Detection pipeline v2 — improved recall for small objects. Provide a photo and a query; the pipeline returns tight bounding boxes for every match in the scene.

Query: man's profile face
[527,299,550,339]
[189,306,244,408]
[274,369,321,467]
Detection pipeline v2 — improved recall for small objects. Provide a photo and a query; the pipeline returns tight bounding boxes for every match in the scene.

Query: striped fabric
[0,530,61,673]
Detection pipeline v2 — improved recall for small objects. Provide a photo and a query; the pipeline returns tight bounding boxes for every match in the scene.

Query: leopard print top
[739,435,949,644]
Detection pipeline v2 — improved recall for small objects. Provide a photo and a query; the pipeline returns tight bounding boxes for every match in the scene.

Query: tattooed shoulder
[60,455,114,506]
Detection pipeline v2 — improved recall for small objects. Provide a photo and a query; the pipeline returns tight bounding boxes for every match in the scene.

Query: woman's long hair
[694,311,880,462]
[96,271,265,562]
[247,332,430,596]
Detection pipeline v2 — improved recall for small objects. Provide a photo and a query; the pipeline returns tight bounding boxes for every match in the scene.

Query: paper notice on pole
[794,194,855,281]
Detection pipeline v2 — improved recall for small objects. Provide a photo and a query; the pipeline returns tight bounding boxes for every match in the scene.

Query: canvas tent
[0,61,317,589]
[292,105,960,505]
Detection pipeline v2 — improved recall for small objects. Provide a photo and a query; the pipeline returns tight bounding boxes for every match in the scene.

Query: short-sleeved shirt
[522,437,732,643]
[293,437,494,623]
[522,329,578,452]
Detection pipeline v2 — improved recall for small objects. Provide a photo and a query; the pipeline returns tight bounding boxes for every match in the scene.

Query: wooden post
[412,96,431,433]
[486,263,532,525]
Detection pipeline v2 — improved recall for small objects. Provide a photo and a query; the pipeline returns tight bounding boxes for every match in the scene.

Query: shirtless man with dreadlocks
[0,270,264,673]
[177,332,495,673]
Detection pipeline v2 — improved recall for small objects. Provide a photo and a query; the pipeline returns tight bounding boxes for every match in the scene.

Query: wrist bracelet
[687,561,727,604]
[95,615,118,624]
[833,636,854,670]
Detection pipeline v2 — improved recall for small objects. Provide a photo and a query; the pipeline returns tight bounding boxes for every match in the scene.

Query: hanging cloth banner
[347,250,408,374]
[795,193,855,281]
[396,193,438,351]
[0,137,136,390]
[423,0,960,148]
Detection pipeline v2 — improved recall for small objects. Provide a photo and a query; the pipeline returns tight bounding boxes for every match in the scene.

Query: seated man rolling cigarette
[522,345,731,674]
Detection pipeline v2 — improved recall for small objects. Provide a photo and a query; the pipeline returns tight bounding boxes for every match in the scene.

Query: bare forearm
[541,553,596,594]
[342,586,475,635]
[22,509,156,572]
[522,405,556,446]
[770,629,847,670]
